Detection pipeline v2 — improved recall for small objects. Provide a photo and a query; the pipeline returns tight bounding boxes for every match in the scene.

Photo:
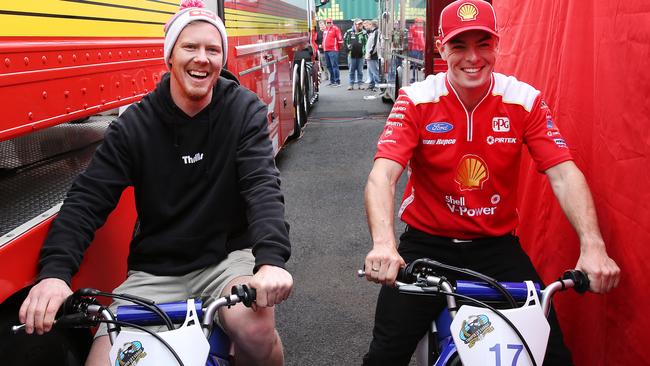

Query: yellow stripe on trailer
[225,8,307,37]
[0,0,176,37]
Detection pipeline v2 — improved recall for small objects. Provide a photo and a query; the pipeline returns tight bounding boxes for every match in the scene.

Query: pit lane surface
[275,71,412,365]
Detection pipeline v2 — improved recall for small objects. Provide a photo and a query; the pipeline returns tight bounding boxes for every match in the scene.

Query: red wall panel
[493,1,650,364]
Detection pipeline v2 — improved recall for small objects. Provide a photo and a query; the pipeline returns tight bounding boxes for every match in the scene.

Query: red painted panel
[0,37,167,142]
[0,188,136,304]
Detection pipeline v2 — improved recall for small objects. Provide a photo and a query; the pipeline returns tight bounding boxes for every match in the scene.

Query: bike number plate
[109,299,210,366]
[450,281,550,366]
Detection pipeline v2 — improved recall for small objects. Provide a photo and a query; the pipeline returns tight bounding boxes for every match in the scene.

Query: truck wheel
[300,61,311,124]
[290,65,306,140]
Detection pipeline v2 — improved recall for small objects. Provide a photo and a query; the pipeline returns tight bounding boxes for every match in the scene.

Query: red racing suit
[375,72,572,239]
[408,23,425,52]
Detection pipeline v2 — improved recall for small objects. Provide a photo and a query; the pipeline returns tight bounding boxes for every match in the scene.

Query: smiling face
[438,30,498,94]
[169,21,223,115]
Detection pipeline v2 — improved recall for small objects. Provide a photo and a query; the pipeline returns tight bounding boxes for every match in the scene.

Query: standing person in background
[407,17,425,83]
[362,20,373,86]
[344,19,367,90]
[362,0,620,365]
[316,20,329,81]
[364,19,380,92]
[322,17,342,87]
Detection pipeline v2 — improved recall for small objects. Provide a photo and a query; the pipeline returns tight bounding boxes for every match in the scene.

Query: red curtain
[493,1,650,364]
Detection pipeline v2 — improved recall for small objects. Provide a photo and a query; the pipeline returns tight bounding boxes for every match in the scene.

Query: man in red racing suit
[362,1,620,365]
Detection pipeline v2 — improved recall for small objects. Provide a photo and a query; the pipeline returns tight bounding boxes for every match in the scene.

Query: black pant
[362,228,573,366]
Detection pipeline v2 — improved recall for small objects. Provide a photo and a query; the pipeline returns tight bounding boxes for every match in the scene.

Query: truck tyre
[290,64,306,140]
[300,60,311,124]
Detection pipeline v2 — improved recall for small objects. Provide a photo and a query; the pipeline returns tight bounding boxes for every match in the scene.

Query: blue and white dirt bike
[360,258,590,366]
[12,284,256,366]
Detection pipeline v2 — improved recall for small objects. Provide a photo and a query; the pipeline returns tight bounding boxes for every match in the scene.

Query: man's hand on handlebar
[249,265,293,309]
[364,245,406,287]
[18,278,72,335]
[575,241,621,294]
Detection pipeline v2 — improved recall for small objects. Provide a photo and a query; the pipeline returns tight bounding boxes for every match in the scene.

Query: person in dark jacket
[344,19,368,90]
[18,2,292,365]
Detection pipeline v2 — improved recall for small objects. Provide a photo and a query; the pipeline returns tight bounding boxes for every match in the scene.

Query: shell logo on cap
[455,154,489,190]
[458,3,479,21]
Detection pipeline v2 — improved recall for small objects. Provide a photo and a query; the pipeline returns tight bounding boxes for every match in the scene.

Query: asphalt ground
[274,70,413,365]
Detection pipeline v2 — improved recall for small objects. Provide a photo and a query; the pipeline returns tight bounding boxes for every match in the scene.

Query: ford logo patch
[425,122,454,133]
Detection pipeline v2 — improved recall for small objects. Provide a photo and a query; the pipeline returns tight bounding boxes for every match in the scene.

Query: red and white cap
[439,0,498,44]
[164,0,228,68]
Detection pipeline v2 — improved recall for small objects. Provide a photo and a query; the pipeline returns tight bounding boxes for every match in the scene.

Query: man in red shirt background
[408,17,425,83]
[322,17,343,86]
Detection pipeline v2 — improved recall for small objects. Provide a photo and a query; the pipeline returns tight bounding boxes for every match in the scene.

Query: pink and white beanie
[163,0,228,68]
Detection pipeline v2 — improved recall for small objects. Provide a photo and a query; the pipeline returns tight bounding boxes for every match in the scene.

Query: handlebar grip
[562,270,590,294]
[357,267,411,283]
[54,313,97,328]
[231,284,256,307]
[396,267,410,283]
[56,289,100,318]
[11,313,97,335]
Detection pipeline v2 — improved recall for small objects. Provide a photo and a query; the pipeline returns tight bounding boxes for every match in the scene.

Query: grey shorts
[95,248,254,338]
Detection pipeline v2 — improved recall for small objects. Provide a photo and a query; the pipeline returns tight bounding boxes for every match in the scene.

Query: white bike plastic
[450,281,550,366]
[109,299,210,366]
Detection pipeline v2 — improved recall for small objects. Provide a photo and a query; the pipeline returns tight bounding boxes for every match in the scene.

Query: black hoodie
[38,73,291,284]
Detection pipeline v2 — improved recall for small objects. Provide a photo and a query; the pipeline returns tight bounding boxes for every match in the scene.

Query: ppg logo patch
[425,122,454,133]
[492,117,510,132]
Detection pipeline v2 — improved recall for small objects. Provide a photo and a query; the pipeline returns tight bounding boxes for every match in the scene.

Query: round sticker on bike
[459,314,494,348]
[115,341,147,366]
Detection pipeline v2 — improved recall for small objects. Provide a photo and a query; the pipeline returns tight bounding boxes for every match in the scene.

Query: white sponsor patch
[378,139,397,145]
[492,117,510,132]
[386,121,403,127]
[389,113,405,119]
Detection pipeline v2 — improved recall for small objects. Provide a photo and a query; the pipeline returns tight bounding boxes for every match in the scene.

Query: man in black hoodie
[18,2,292,365]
